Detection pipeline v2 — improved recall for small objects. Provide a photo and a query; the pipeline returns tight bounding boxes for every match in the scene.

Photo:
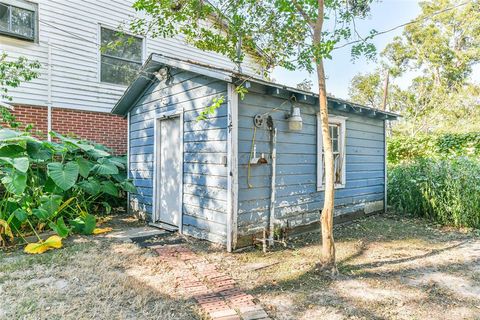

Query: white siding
[0,0,263,113]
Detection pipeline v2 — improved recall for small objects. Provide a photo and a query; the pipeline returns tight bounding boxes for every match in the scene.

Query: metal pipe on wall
[268,127,277,247]
[47,39,52,141]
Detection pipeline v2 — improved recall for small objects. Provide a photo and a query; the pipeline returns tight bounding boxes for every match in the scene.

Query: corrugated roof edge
[111,53,401,120]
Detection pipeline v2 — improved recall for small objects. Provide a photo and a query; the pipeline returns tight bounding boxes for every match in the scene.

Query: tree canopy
[348,0,480,135]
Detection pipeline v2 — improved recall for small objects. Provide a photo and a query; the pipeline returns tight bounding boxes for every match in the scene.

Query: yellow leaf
[96,217,111,226]
[24,235,63,254]
[93,227,113,235]
[0,219,14,242]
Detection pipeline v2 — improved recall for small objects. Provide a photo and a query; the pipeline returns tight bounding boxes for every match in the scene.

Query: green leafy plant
[0,128,136,247]
[388,132,480,164]
[388,158,480,229]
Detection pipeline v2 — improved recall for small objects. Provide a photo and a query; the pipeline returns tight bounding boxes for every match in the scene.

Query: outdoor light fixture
[154,66,170,81]
[287,104,303,131]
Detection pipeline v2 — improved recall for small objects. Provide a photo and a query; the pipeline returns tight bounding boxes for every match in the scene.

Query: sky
[272,0,423,99]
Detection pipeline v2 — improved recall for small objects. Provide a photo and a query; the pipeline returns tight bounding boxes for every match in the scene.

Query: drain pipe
[47,39,53,141]
[268,127,277,247]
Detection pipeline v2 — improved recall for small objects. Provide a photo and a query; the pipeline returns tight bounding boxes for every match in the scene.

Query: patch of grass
[0,235,199,319]
[195,213,480,320]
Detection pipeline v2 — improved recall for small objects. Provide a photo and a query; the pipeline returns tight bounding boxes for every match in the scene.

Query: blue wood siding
[128,69,229,243]
[236,85,385,235]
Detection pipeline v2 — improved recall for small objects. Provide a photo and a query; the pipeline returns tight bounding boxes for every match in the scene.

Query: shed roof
[111,53,400,120]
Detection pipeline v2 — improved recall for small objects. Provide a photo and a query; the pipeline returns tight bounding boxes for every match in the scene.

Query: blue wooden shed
[112,53,399,251]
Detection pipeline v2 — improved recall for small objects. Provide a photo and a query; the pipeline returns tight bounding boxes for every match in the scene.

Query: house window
[100,27,143,86]
[0,0,38,41]
[317,115,347,190]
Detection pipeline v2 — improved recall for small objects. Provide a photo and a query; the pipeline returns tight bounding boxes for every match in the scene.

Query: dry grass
[195,214,480,320]
[0,217,199,320]
[1,213,479,320]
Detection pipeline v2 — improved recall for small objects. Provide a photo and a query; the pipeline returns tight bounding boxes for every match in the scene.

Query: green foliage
[349,1,480,135]
[196,96,225,121]
[388,132,480,164]
[0,52,41,101]
[0,129,136,246]
[129,0,377,72]
[388,158,480,229]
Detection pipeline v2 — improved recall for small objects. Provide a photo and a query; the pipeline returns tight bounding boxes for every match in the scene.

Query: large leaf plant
[0,129,135,248]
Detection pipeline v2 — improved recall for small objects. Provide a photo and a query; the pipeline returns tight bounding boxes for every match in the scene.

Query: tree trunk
[317,60,336,270]
[314,0,336,272]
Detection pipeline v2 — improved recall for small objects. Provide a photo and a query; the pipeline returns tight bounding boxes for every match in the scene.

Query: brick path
[154,245,270,320]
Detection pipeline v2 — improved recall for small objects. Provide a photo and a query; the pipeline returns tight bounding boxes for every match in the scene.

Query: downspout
[384,120,387,213]
[47,39,52,141]
[226,84,238,252]
[268,127,277,247]
[127,111,131,215]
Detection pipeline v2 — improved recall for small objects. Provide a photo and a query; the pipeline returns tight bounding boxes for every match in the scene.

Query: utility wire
[333,0,471,50]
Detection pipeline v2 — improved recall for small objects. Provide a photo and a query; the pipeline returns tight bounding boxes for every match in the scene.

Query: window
[317,115,347,190]
[0,0,38,41]
[100,27,143,86]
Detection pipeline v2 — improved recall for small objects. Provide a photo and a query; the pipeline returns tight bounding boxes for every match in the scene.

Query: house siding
[128,69,229,243]
[236,84,385,236]
[1,0,262,113]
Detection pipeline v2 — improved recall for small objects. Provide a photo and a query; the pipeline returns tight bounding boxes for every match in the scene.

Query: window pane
[0,4,8,32]
[331,125,338,139]
[101,27,142,62]
[334,154,341,183]
[101,56,141,86]
[332,138,338,152]
[11,6,34,39]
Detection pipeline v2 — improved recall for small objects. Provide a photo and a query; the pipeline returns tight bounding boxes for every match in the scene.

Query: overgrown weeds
[388,158,480,229]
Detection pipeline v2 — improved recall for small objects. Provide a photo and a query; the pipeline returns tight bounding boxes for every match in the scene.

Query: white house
[0,0,263,153]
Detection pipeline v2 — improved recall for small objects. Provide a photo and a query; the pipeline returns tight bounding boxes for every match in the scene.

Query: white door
[157,117,182,226]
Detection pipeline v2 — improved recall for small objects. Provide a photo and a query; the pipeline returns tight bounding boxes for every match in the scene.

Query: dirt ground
[1,213,479,320]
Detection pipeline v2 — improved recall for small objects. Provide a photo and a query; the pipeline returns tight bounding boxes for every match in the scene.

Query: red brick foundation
[11,105,127,155]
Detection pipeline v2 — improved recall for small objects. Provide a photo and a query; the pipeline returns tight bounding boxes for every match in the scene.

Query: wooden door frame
[152,108,184,233]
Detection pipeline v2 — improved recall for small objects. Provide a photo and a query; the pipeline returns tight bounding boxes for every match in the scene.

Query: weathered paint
[124,63,394,247]
[128,69,229,242]
[236,84,386,236]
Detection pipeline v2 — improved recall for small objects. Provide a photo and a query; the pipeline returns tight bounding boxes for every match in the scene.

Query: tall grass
[388,158,480,228]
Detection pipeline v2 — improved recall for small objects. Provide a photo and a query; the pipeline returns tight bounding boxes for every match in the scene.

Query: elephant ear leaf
[1,169,27,195]
[120,181,137,193]
[76,157,93,178]
[13,208,28,222]
[0,157,29,173]
[70,213,96,235]
[47,162,79,191]
[24,235,63,254]
[0,144,25,158]
[0,129,22,140]
[93,158,119,175]
[101,180,119,197]
[27,141,52,161]
[77,179,101,195]
[48,217,70,238]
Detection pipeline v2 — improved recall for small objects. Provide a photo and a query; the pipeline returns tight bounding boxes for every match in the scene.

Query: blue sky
[272,0,422,99]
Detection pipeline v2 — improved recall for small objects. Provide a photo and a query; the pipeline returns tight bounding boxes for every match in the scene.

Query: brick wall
[12,105,49,139]
[11,105,127,155]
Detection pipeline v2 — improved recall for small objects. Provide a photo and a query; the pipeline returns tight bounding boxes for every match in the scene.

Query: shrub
[0,129,135,246]
[388,132,480,164]
[388,158,480,229]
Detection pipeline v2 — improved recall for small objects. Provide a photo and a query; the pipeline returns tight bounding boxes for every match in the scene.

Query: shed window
[100,27,143,86]
[317,115,347,190]
[0,1,37,41]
